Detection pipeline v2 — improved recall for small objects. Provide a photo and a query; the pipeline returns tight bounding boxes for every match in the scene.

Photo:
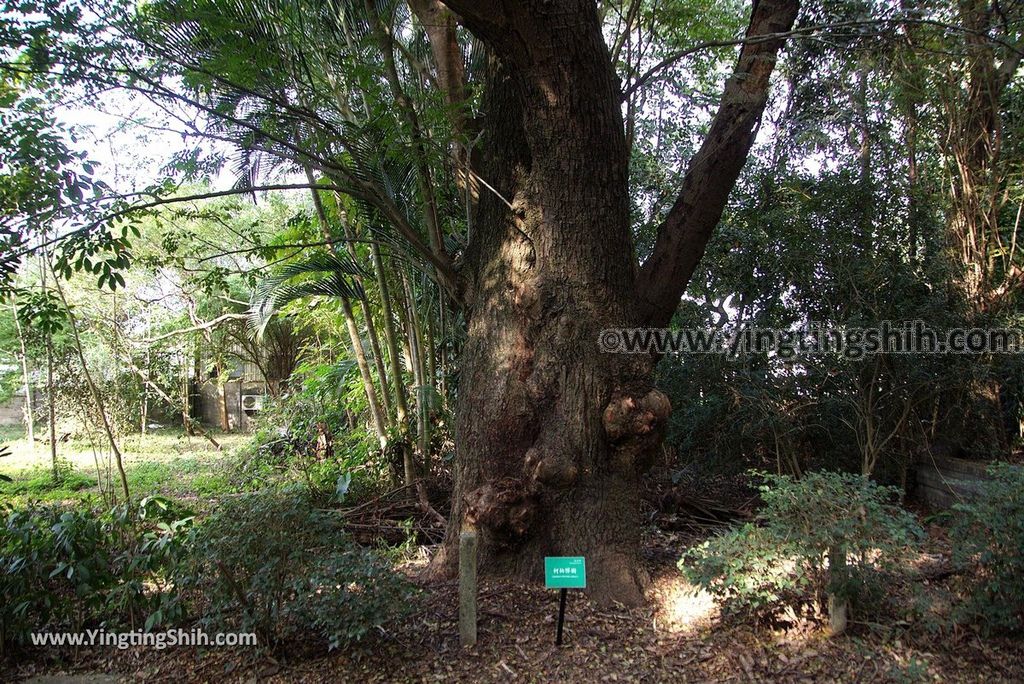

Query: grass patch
[0,466,98,503]
[0,426,248,507]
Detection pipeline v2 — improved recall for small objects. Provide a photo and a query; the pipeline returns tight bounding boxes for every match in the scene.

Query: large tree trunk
[431,3,668,605]
[431,0,797,603]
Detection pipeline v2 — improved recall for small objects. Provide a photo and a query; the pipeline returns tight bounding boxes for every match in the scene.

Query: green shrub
[178,489,416,651]
[680,471,922,621]
[0,496,194,653]
[232,387,384,503]
[680,522,811,617]
[950,462,1024,633]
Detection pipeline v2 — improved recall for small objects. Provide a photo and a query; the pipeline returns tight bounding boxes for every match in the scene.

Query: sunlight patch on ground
[0,427,246,474]
[649,574,718,634]
[0,426,249,505]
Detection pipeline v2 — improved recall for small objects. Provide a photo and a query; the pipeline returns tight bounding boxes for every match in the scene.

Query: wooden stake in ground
[828,545,849,636]
[459,524,478,647]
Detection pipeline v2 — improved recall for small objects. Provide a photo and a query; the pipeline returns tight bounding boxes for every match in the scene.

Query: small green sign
[545,556,586,589]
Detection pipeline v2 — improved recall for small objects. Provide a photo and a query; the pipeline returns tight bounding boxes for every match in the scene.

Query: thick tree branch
[624,16,1024,99]
[438,0,505,38]
[634,0,800,327]
[409,0,468,119]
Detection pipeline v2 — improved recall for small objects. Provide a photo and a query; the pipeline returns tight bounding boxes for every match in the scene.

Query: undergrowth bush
[680,471,922,622]
[177,489,416,651]
[232,387,384,504]
[950,462,1024,633]
[0,496,194,654]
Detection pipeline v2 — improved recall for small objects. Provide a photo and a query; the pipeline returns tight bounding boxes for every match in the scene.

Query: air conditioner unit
[241,394,266,412]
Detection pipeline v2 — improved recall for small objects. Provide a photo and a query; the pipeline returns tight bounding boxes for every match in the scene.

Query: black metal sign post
[556,588,568,646]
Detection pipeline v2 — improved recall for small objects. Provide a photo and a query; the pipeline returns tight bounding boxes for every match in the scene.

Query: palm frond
[251,250,367,335]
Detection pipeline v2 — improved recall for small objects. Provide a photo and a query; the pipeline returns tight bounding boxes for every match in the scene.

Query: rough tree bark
[430,0,799,603]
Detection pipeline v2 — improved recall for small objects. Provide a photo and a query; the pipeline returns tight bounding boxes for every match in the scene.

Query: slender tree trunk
[906,99,920,263]
[362,0,451,481]
[401,271,431,472]
[932,0,1022,452]
[408,0,467,131]
[11,299,34,446]
[40,256,58,478]
[856,57,873,253]
[181,349,194,436]
[45,327,57,476]
[217,364,231,432]
[425,304,437,391]
[398,272,444,522]
[372,243,417,485]
[52,276,130,503]
[304,172,390,448]
[141,311,151,436]
[365,0,446,260]
[359,297,393,418]
[334,202,393,419]
[140,384,148,436]
[437,288,449,403]
[342,295,389,447]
